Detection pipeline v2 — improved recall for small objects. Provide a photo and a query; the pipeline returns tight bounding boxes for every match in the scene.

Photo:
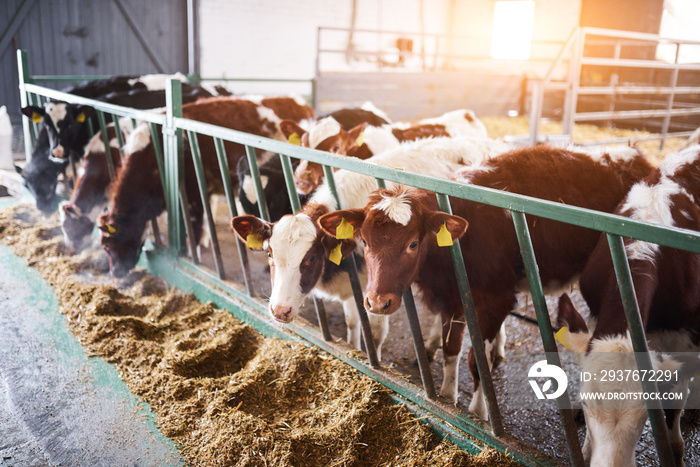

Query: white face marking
[123,123,151,155]
[129,73,187,91]
[44,103,67,133]
[660,144,700,177]
[308,117,342,149]
[268,214,318,314]
[576,335,685,467]
[372,192,413,226]
[241,175,269,204]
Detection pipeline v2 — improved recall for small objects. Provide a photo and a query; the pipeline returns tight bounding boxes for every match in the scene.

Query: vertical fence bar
[511,211,585,467]
[660,43,681,150]
[17,50,35,160]
[112,114,125,154]
[213,137,255,296]
[374,177,436,397]
[562,29,583,138]
[323,164,380,368]
[279,153,332,341]
[165,79,185,254]
[244,146,270,222]
[187,131,226,280]
[606,234,676,466]
[148,123,166,248]
[436,193,505,436]
[96,111,116,181]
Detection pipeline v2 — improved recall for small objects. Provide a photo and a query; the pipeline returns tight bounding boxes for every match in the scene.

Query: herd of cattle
[16,74,700,465]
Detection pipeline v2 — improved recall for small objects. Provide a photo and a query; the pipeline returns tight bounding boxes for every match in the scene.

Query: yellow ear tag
[436,222,453,247]
[554,327,571,350]
[336,218,354,240]
[105,223,116,234]
[288,132,301,146]
[246,233,263,248]
[32,112,42,123]
[76,112,86,123]
[329,243,342,265]
[356,132,365,147]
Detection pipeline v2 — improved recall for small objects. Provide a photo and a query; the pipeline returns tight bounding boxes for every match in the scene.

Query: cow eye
[267,251,272,258]
[332,146,340,153]
[409,240,418,250]
[361,238,367,247]
[308,255,316,263]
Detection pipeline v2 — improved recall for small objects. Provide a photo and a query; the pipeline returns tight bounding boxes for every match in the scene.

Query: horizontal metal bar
[574,107,700,121]
[31,75,113,82]
[572,131,696,146]
[23,83,166,124]
[580,57,700,71]
[577,86,700,96]
[582,26,700,45]
[198,77,313,83]
[171,116,700,255]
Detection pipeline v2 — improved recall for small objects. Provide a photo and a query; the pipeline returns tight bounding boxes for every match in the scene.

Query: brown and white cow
[99,96,314,277]
[280,109,491,195]
[556,143,700,466]
[61,118,134,251]
[317,145,654,416]
[230,136,507,358]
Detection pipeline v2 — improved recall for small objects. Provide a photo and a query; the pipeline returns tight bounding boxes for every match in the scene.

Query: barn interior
[1,1,700,466]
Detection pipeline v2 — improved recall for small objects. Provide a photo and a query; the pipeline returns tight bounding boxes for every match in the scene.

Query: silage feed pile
[0,205,518,467]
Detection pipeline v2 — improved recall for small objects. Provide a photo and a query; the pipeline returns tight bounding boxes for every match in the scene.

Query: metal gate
[1,0,188,117]
[18,49,700,466]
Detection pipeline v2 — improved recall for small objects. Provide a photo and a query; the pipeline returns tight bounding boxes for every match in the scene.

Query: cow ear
[75,105,95,121]
[347,122,369,147]
[14,164,23,176]
[424,211,468,245]
[62,204,81,218]
[231,215,272,250]
[21,106,45,122]
[318,209,365,239]
[279,120,307,145]
[555,293,590,352]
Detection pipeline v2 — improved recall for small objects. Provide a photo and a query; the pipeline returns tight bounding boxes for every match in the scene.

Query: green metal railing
[18,49,700,466]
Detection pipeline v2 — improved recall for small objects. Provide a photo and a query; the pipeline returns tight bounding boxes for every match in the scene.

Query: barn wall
[0,0,188,117]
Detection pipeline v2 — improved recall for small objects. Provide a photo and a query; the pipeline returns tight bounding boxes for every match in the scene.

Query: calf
[231,136,507,359]
[99,96,314,277]
[317,146,654,417]
[61,118,134,251]
[280,109,490,195]
[238,104,390,221]
[556,144,700,466]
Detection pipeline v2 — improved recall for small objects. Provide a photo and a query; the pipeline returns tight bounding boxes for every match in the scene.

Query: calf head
[22,103,95,161]
[557,294,691,467]
[98,211,145,278]
[280,119,368,195]
[231,212,356,323]
[21,161,62,216]
[61,203,96,251]
[318,187,468,315]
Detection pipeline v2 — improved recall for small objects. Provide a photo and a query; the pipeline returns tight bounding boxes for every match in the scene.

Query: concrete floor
[0,197,182,466]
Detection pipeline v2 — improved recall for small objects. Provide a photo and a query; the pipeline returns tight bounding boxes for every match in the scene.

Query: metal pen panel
[436,193,505,436]
[165,79,184,254]
[511,211,584,467]
[187,130,226,280]
[213,137,254,296]
[17,50,35,160]
[111,113,126,157]
[606,233,676,466]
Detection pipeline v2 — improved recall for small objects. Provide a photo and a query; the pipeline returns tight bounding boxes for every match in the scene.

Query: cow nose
[365,293,398,315]
[52,145,65,159]
[271,305,294,324]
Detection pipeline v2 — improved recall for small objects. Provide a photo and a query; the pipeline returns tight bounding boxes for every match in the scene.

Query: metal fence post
[17,49,35,161]
[165,79,185,254]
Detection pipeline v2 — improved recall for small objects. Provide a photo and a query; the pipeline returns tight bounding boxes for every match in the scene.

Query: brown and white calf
[99,96,314,277]
[557,144,700,467]
[231,136,505,358]
[61,118,134,251]
[317,145,654,416]
[280,109,491,195]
